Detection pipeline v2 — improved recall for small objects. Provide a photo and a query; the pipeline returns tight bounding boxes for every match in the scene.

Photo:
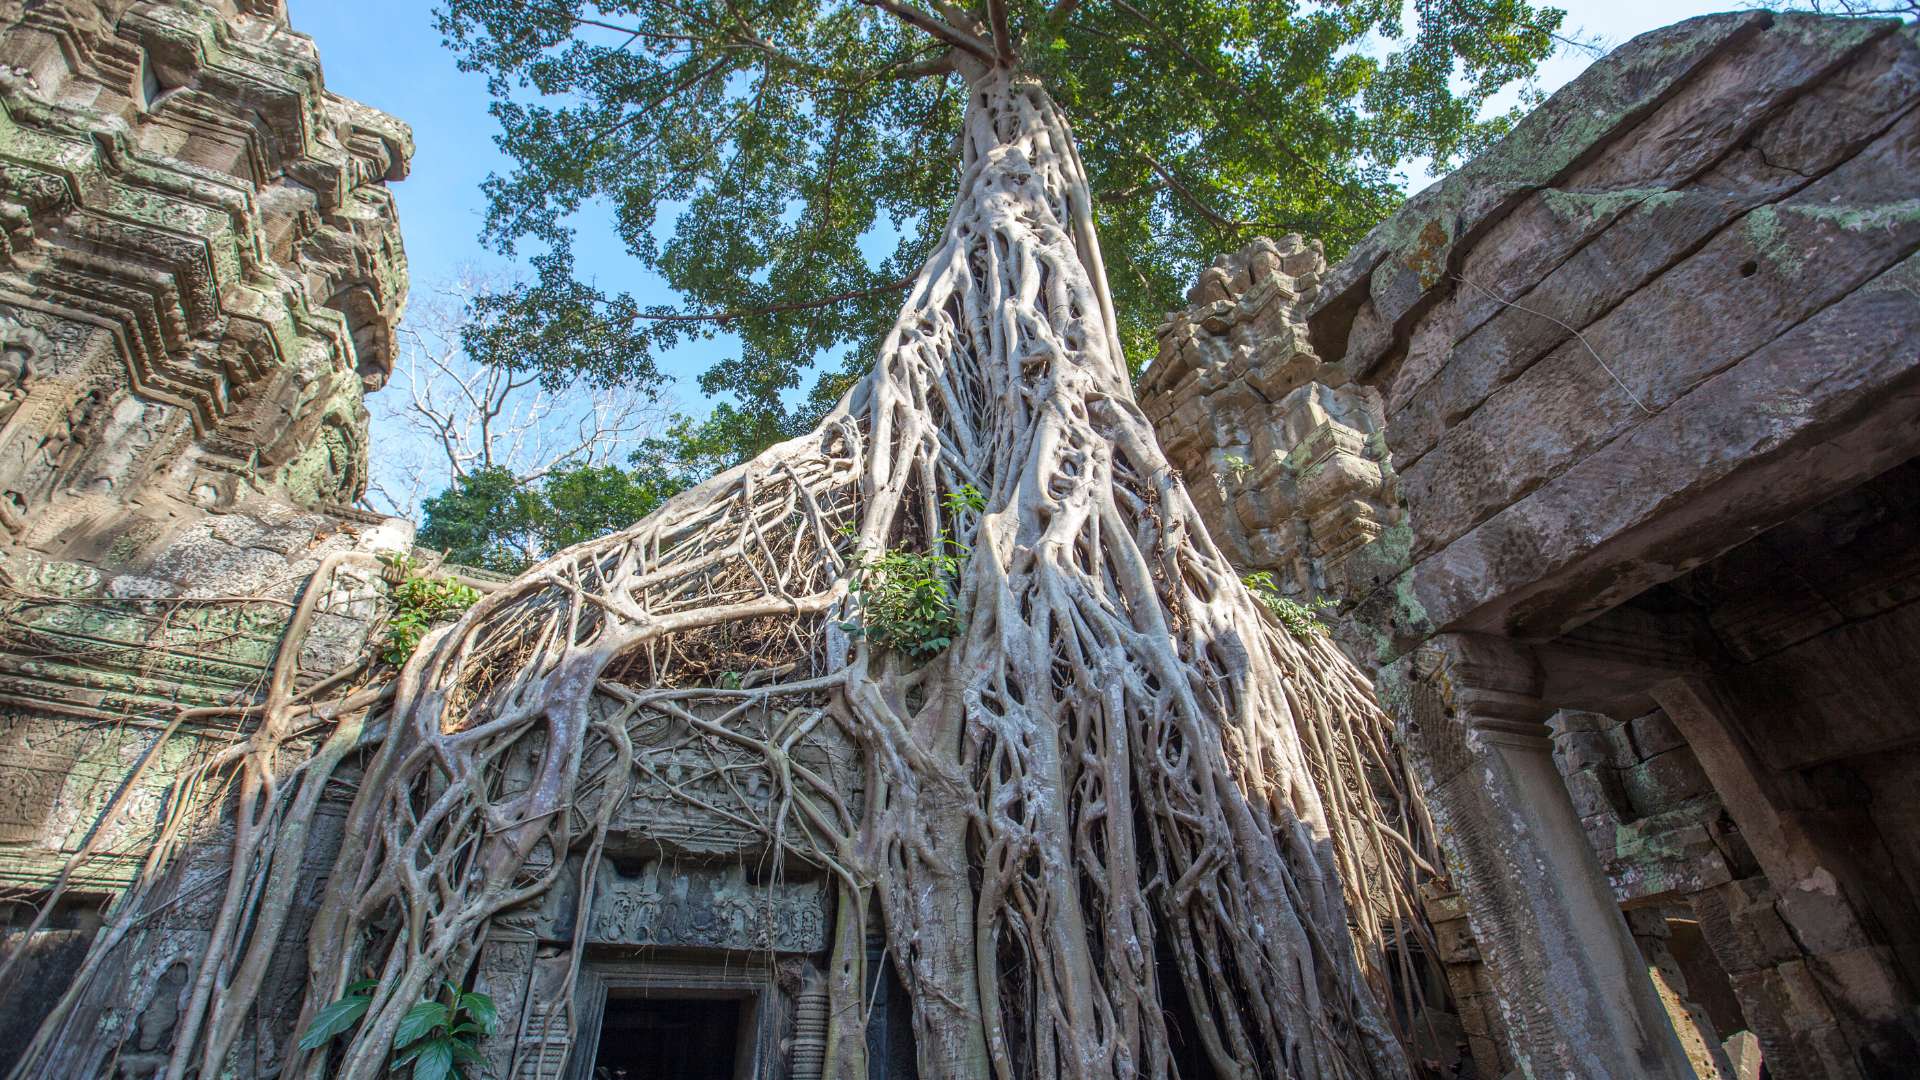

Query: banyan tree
[9,0,1568,1077]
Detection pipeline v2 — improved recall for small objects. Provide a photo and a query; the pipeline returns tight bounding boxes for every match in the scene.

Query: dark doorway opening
[592,995,742,1080]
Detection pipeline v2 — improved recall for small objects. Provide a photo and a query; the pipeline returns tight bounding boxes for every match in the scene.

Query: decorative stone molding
[1138,235,1401,611]
[0,6,418,1074]
[0,0,411,551]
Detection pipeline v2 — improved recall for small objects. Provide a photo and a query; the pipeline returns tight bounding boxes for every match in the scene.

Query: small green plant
[298,979,499,1080]
[844,543,964,658]
[380,552,482,666]
[1222,454,1253,485]
[297,979,380,1053]
[942,482,987,516]
[840,484,985,658]
[1242,572,1338,639]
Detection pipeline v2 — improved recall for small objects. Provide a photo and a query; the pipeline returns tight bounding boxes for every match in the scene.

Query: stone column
[1393,633,1696,1079]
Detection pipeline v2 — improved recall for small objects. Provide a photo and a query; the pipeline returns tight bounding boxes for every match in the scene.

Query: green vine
[841,485,984,658]
[1242,572,1338,639]
[379,553,482,666]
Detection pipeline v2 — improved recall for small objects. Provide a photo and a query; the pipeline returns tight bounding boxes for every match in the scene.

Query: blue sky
[288,0,1742,505]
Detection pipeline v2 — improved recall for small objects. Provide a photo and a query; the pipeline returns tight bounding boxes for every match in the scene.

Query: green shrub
[379,553,482,666]
[299,980,499,1080]
[841,484,984,658]
[1241,572,1338,639]
[845,543,964,657]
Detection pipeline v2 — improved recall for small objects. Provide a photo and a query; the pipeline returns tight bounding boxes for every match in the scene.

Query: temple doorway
[591,995,742,1080]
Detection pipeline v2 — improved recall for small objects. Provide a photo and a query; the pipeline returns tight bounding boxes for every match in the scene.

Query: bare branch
[855,0,997,61]
[365,270,669,520]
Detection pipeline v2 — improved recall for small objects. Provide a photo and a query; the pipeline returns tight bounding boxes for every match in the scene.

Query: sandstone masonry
[1143,11,1920,1079]
[0,0,418,1071]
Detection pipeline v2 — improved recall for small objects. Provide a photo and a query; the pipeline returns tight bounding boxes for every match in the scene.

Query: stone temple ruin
[1143,11,1920,1077]
[0,3,1916,1079]
[0,0,416,1069]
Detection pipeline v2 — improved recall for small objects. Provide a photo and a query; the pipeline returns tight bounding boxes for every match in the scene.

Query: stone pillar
[1394,633,1696,1079]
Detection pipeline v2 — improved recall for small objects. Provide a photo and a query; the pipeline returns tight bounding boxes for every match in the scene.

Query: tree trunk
[12,67,1429,1080]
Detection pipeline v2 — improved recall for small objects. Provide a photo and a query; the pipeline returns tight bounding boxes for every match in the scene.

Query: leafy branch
[299,979,500,1080]
[841,485,985,657]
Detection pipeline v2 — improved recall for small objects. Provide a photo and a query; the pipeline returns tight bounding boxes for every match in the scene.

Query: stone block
[1563,766,1623,819]
[106,574,177,599]
[1776,872,1873,955]
[1692,881,1792,975]
[1629,709,1686,758]
[1723,1030,1761,1080]
[1707,815,1762,879]
[1420,884,1469,922]
[1435,916,1481,964]
[1807,945,1909,1018]
[1466,1035,1502,1074]
[1625,748,1713,815]
[1457,994,1496,1037]
[1550,725,1616,773]
[1586,817,1621,863]
[1773,959,1832,1018]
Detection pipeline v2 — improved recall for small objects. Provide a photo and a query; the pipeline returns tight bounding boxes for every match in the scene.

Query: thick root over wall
[12,71,1438,1080]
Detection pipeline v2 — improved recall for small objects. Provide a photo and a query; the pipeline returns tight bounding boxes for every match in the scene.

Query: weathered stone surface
[1389,21,1918,472]
[1395,104,1920,564]
[0,0,411,550]
[0,4,421,1073]
[1137,237,1401,614]
[1145,13,1920,1080]
[1309,11,1773,374]
[1354,245,1920,657]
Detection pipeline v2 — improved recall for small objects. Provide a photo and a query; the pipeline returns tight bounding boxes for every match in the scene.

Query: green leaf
[393,1040,428,1069]
[412,1038,457,1080]
[297,994,371,1051]
[459,990,501,1034]
[438,0,1560,440]
[450,1039,487,1066]
[344,979,381,995]
[395,1001,450,1048]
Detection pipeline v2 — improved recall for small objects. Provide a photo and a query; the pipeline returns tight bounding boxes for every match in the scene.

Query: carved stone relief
[585,861,831,955]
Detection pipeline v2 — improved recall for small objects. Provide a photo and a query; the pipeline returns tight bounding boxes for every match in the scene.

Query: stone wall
[1143,10,1920,1079]
[1138,235,1401,611]
[1308,9,1920,659]
[0,1,419,1072]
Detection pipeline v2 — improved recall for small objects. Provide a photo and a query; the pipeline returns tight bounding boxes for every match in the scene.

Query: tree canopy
[442,0,1564,466]
[417,417,733,570]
